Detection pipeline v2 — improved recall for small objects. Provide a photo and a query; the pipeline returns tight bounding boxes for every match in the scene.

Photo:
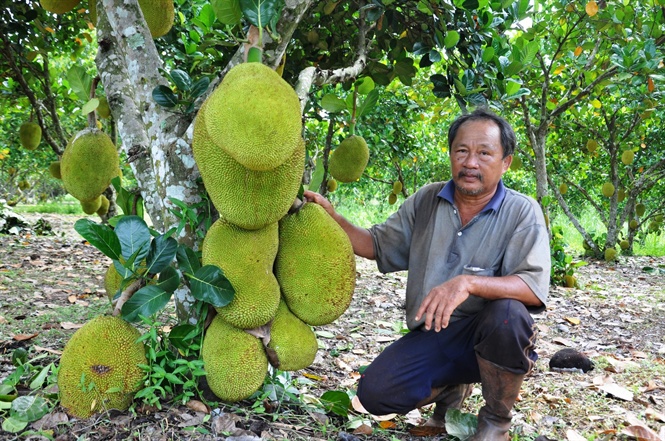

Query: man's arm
[303,190,375,259]
[415,274,542,332]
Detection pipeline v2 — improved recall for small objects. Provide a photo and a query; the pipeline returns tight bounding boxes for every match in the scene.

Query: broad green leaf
[152,85,178,108]
[176,244,201,275]
[66,65,92,101]
[190,77,210,99]
[444,30,460,49]
[309,156,325,193]
[169,324,200,351]
[115,215,151,264]
[198,3,216,28]
[445,408,477,439]
[482,46,495,62]
[189,265,234,307]
[2,416,27,433]
[75,219,122,261]
[29,363,52,390]
[239,0,282,28]
[146,235,178,274]
[321,94,347,113]
[320,390,350,417]
[395,58,416,86]
[211,0,242,25]
[121,285,172,322]
[505,80,520,96]
[81,98,99,116]
[356,88,379,118]
[10,395,50,422]
[355,76,375,95]
[155,266,180,293]
[169,69,192,92]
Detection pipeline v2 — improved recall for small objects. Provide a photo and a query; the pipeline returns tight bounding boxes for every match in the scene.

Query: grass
[13,194,84,215]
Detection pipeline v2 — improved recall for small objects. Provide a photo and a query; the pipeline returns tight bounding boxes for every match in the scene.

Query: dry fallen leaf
[566,429,587,440]
[185,400,209,413]
[13,332,39,341]
[34,345,62,355]
[352,424,373,435]
[645,408,665,423]
[621,425,661,441]
[60,322,84,330]
[564,317,581,325]
[599,383,634,401]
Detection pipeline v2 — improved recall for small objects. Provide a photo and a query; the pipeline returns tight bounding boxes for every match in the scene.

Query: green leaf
[239,0,282,28]
[320,390,350,417]
[444,30,460,49]
[121,285,172,322]
[29,363,52,390]
[176,244,201,275]
[445,408,477,439]
[146,235,178,274]
[309,156,325,192]
[67,66,92,101]
[155,266,180,293]
[189,265,234,307]
[115,215,151,264]
[169,324,200,351]
[75,219,122,261]
[355,76,375,95]
[482,46,495,62]
[356,88,379,118]
[190,77,210,99]
[152,85,178,108]
[10,395,50,422]
[211,0,242,25]
[505,80,520,96]
[2,416,27,433]
[81,98,99,116]
[395,58,416,85]
[169,69,192,92]
[198,3,216,28]
[321,94,347,113]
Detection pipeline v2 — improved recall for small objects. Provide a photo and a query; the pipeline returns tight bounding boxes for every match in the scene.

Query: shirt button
[457,231,462,236]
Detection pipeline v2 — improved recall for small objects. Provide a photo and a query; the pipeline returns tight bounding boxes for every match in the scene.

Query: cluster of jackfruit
[59,128,119,217]
[193,62,356,403]
[58,315,147,418]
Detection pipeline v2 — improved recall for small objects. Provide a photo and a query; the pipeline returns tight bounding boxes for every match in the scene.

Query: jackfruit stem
[287,197,304,214]
[112,278,146,316]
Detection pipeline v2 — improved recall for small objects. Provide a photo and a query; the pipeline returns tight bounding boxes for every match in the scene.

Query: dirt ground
[0,213,664,440]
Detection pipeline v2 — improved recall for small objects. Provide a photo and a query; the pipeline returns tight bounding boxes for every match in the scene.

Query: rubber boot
[416,383,473,428]
[468,356,525,440]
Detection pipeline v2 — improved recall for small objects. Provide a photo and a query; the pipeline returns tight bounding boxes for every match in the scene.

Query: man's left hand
[415,275,471,332]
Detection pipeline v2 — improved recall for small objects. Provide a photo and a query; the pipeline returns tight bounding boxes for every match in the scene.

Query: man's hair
[447,108,516,158]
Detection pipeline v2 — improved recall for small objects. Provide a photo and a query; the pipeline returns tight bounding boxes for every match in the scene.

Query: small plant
[551,225,587,287]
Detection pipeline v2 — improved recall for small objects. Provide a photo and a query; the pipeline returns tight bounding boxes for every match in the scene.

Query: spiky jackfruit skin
[275,203,356,326]
[49,161,62,180]
[203,63,302,172]
[202,218,280,329]
[202,316,268,402]
[328,135,370,183]
[138,0,174,38]
[61,128,119,202]
[58,315,146,418]
[81,195,103,215]
[97,195,110,216]
[268,300,318,371]
[40,0,81,14]
[193,101,304,230]
[19,122,42,150]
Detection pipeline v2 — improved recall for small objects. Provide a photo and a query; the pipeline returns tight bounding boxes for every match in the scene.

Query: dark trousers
[356,299,538,415]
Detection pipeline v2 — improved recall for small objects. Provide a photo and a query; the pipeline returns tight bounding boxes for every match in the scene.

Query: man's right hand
[303,190,336,217]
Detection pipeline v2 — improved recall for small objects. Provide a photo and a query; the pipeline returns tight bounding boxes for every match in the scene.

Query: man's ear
[502,154,513,173]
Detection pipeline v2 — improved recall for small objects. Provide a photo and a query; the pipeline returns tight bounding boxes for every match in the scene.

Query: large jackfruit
[202,218,280,329]
[193,101,304,230]
[203,62,302,172]
[41,0,81,14]
[267,300,318,371]
[275,203,356,326]
[19,122,42,150]
[61,128,119,202]
[138,0,175,38]
[202,316,268,402]
[58,315,146,418]
[328,135,369,183]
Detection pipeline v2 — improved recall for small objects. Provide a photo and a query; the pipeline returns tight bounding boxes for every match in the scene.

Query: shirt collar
[438,179,506,213]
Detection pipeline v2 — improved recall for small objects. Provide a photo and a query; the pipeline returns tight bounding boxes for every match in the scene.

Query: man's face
[449,119,512,197]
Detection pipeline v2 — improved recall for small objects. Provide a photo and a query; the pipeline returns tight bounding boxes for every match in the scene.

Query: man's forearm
[466,274,542,307]
[331,212,375,260]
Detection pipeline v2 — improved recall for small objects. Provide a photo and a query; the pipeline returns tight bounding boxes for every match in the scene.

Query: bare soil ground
[0,213,664,441]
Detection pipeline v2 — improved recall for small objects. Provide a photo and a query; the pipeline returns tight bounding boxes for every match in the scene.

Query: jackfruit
[275,202,356,326]
[193,101,304,230]
[601,182,615,198]
[629,219,638,230]
[49,161,62,179]
[604,248,617,261]
[97,96,111,119]
[327,178,338,192]
[203,62,302,172]
[40,0,80,14]
[201,315,268,402]
[19,122,41,150]
[61,128,119,202]
[392,181,403,194]
[139,0,175,38]
[202,218,280,329]
[328,135,370,183]
[97,195,110,216]
[636,203,646,217]
[18,180,30,191]
[267,300,318,371]
[388,193,397,205]
[563,275,576,288]
[586,139,598,153]
[621,150,634,165]
[81,195,103,215]
[559,183,568,195]
[58,315,146,418]
[89,0,96,24]
[104,263,123,303]
[617,188,626,202]
[620,240,629,250]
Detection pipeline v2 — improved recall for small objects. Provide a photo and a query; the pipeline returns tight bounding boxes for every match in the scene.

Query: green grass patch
[14,195,83,215]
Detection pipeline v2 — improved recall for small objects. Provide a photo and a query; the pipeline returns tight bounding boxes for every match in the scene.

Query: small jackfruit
[621,150,635,165]
[617,188,626,202]
[275,203,356,326]
[559,183,568,195]
[563,275,576,288]
[61,128,119,202]
[620,240,629,250]
[388,193,397,205]
[629,219,638,230]
[193,101,304,230]
[601,182,615,198]
[586,139,598,153]
[58,315,146,418]
[97,96,111,119]
[604,248,617,261]
[328,136,370,183]
[104,263,123,303]
[138,0,175,38]
[40,0,80,14]
[81,195,103,215]
[19,122,42,150]
[18,180,30,191]
[202,218,280,329]
[97,194,110,216]
[203,62,302,172]
[392,181,403,194]
[267,300,318,371]
[202,316,268,402]
[635,203,646,217]
[49,161,62,180]
[327,178,338,192]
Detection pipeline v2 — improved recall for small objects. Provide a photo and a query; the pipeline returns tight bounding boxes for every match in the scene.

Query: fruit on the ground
[202,218,280,329]
[138,0,174,38]
[328,135,370,183]
[620,240,629,250]
[327,178,338,192]
[58,315,146,418]
[40,0,80,14]
[564,275,576,288]
[19,122,42,150]
[601,182,615,198]
[635,203,646,217]
[203,62,302,172]
[392,181,403,194]
[97,96,111,119]
[275,202,356,326]
[96,195,110,216]
[81,195,103,215]
[621,150,635,165]
[193,101,304,230]
[388,193,397,205]
[267,300,318,371]
[61,128,119,202]
[201,315,268,402]
[604,248,617,261]
[559,183,568,195]
[49,161,62,179]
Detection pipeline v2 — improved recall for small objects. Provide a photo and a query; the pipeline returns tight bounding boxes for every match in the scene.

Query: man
[304,108,550,440]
